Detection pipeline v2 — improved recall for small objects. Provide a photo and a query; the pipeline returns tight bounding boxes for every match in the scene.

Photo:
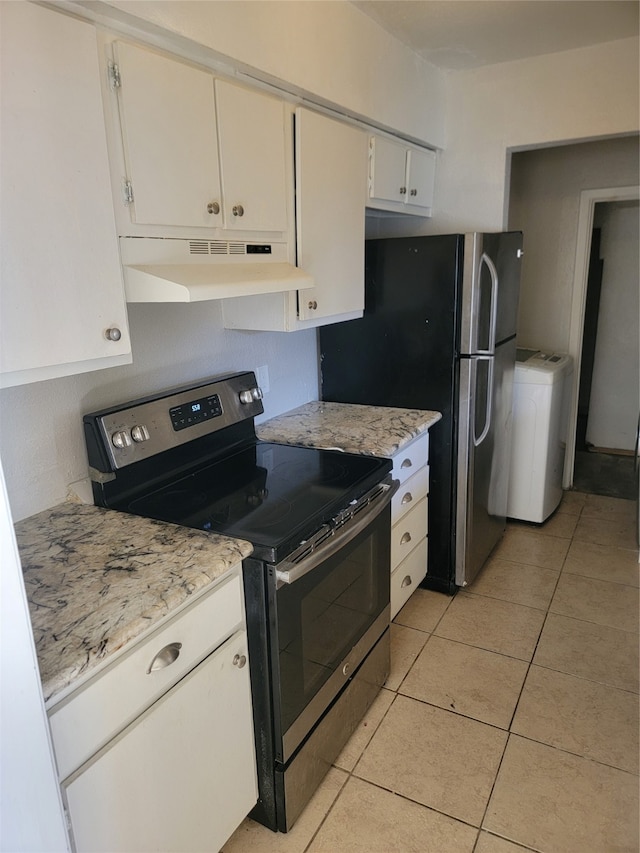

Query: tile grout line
[472,501,583,849]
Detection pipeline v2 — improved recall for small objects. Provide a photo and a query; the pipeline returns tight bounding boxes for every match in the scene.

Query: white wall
[508,137,639,354]
[586,202,640,451]
[0,302,319,522]
[434,37,639,233]
[93,0,446,148]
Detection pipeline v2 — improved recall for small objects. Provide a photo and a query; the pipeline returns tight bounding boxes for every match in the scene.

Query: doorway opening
[565,187,639,499]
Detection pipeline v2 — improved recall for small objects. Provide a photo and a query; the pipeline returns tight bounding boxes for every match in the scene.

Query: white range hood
[120,237,314,303]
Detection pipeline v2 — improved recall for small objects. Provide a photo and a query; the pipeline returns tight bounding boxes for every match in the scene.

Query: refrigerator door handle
[476,252,499,356]
[634,411,640,474]
[473,355,494,447]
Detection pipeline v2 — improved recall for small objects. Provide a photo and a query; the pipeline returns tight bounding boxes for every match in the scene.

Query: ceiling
[351,1,639,70]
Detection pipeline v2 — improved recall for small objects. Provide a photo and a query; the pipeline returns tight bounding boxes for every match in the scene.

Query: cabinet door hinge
[108,61,121,89]
[122,179,134,205]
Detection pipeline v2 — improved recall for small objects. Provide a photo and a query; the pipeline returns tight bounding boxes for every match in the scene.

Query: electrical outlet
[256,364,270,394]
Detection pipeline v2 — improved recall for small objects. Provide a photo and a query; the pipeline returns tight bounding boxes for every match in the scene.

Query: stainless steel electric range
[83,371,394,833]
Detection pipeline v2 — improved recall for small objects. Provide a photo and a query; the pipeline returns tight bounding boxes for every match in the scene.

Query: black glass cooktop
[126,441,391,563]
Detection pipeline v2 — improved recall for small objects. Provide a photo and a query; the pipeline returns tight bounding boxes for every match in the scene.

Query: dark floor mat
[573,450,637,501]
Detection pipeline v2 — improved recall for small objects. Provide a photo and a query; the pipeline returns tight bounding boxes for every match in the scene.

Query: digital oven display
[169,394,223,431]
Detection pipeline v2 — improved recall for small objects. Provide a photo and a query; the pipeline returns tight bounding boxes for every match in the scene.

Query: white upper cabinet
[0,2,131,388]
[368,134,436,216]
[114,41,221,229]
[113,42,289,236]
[295,108,367,322]
[215,79,289,233]
[222,108,367,331]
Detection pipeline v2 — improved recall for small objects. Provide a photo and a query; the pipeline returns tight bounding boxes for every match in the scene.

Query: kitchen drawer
[390,538,428,620]
[49,568,244,781]
[391,497,428,569]
[392,464,429,524]
[392,433,429,486]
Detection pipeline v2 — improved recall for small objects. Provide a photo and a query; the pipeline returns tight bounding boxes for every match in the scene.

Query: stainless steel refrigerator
[319,232,523,593]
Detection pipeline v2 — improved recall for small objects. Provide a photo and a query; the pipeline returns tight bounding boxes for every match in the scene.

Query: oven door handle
[275,480,399,587]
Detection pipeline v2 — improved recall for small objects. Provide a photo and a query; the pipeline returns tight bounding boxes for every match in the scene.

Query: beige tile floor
[224,491,639,853]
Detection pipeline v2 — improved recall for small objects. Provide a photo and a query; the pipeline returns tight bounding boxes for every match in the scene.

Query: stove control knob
[112,430,132,449]
[239,387,263,404]
[131,424,150,443]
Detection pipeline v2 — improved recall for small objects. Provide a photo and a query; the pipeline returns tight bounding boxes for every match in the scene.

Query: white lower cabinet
[390,433,430,619]
[391,538,428,618]
[64,630,255,853]
[52,568,257,853]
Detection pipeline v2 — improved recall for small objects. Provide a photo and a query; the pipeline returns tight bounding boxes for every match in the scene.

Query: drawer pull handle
[401,458,412,469]
[233,654,247,669]
[401,575,413,588]
[400,532,412,544]
[401,492,413,505]
[147,642,182,674]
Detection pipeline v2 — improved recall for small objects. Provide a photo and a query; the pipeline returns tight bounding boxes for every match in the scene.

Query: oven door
[268,481,394,764]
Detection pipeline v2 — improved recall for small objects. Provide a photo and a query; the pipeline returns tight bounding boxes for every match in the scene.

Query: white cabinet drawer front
[50,570,243,781]
[392,433,429,485]
[391,498,428,569]
[64,629,257,853]
[392,465,429,524]
[390,539,428,620]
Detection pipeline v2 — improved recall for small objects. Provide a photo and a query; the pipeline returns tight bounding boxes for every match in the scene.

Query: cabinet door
[215,80,289,232]
[406,146,436,211]
[296,109,367,321]
[0,2,131,385]
[369,135,408,204]
[115,41,222,229]
[64,630,257,853]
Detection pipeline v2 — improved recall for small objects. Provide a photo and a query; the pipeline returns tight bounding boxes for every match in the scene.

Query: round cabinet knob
[233,654,247,669]
[207,201,220,215]
[401,575,413,588]
[112,430,132,449]
[232,204,244,217]
[105,327,122,342]
[308,300,318,310]
[401,492,413,505]
[131,424,150,443]
[400,532,412,544]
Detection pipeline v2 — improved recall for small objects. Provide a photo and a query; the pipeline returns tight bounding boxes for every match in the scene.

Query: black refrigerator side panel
[320,234,463,593]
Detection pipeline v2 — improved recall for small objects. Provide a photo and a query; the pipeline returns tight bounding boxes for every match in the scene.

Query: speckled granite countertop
[257,401,442,458]
[15,503,252,705]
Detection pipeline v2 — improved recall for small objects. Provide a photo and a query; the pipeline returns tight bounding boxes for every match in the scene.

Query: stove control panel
[170,393,223,431]
[84,371,265,471]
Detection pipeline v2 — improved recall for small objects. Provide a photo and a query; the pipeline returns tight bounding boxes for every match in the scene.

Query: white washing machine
[507,349,573,523]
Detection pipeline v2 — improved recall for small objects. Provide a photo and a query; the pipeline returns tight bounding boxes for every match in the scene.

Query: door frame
[564,184,640,487]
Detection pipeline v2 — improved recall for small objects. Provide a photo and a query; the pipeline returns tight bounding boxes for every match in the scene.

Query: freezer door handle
[473,355,494,447]
[476,252,499,356]
[635,411,640,474]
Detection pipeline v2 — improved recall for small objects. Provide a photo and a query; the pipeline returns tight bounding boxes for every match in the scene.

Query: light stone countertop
[15,502,253,704]
[257,401,442,458]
